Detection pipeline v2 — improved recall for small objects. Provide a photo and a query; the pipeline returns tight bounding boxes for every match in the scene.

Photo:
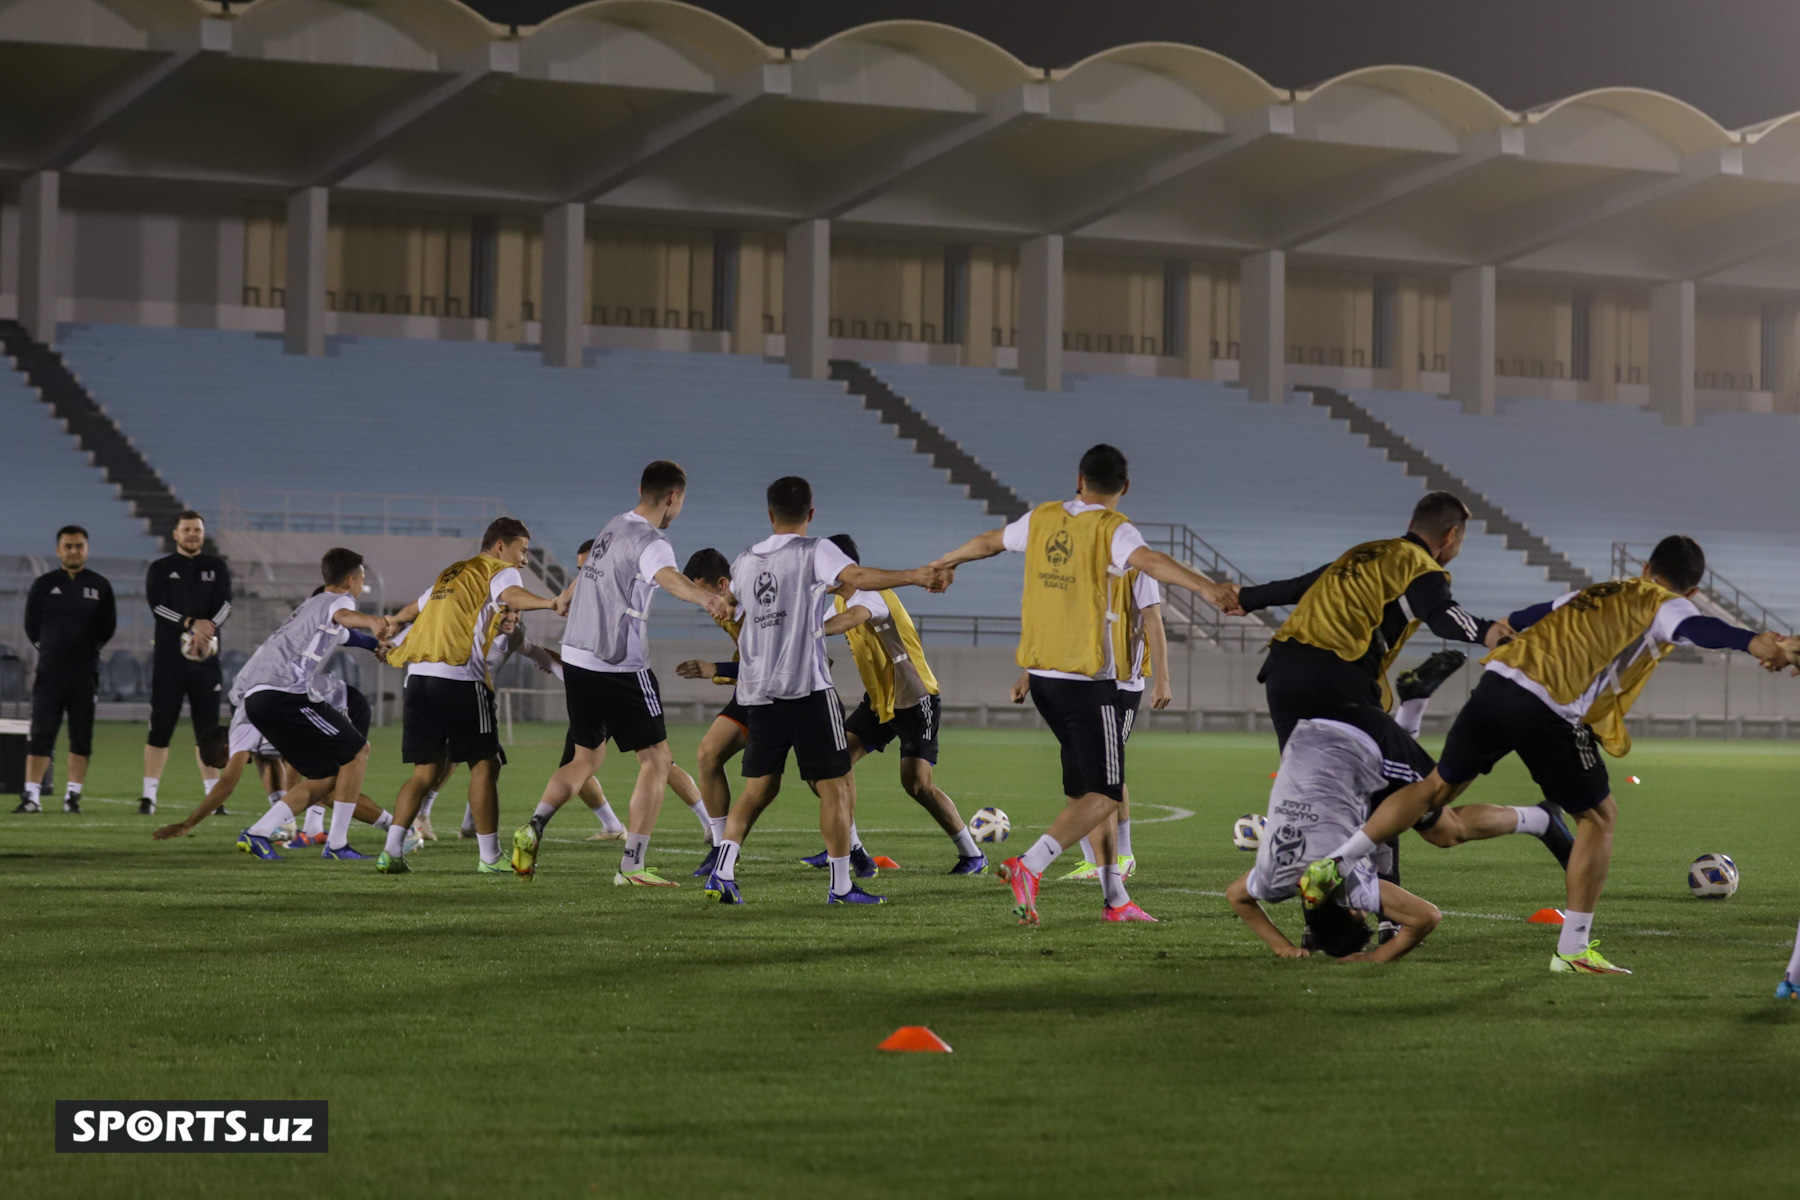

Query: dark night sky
[462,0,1800,130]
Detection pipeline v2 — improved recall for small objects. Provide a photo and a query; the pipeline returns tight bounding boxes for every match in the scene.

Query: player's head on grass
[828,534,860,563]
[1303,901,1374,958]
[481,517,532,566]
[767,476,813,531]
[55,524,88,572]
[320,547,365,593]
[1646,534,1706,595]
[1076,444,1130,502]
[684,548,731,593]
[198,725,232,771]
[639,460,687,528]
[1409,491,1471,565]
[172,509,206,556]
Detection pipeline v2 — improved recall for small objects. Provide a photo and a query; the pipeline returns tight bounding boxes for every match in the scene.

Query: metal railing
[218,490,509,539]
[1611,542,1792,636]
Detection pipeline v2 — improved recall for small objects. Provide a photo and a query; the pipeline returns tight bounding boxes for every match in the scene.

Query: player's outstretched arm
[498,584,558,615]
[839,564,951,593]
[1341,883,1442,963]
[1126,547,1235,611]
[822,603,871,637]
[1226,873,1308,958]
[653,566,732,621]
[152,752,248,840]
[933,527,1007,569]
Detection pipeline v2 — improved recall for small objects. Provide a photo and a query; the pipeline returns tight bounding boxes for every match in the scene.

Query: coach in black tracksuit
[140,511,232,815]
[19,525,116,813]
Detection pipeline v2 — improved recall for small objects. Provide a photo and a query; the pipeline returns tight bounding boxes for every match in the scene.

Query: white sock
[477,832,501,865]
[1329,830,1379,868]
[1510,806,1550,836]
[1395,697,1428,739]
[1020,834,1064,875]
[533,801,557,823]
[1786,920,1800,984]
[1558,911,1595,957]
[849,823,864,852]
[328,801,356,849]
[1100,864,1129,907]
[1078,837,1097,865]
[303,806,325,836]
[690,799,710,833]
[706,815,727,845]
[65,781,83,798]
[249,801,294,838]
[951,826,978,858]
[1117,820,1134,859]
[373,810,393,830]
[828,854,852,895]
[384,823,408,856]
[717,839,743,881]
[203,778,217,796]
[421,790,438,817]
[143,777,160,802]
[621,832,650,874]
[24,782,41,805]
[596,800,626,834]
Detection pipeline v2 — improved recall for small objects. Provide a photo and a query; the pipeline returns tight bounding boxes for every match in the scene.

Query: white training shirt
[560,512,680,675]
[733,533,857,697]
[1246,719,1387,915]
[1484,591,1703,726]
[1116,572,1163,694]
[1001,499,1149,682]
[406,565,523,684]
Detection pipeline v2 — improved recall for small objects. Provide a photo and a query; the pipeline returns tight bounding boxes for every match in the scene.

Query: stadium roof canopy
[7,0,1800,292]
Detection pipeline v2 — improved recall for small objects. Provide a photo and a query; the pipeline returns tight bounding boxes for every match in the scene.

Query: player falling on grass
[376,518,564,875]
[791,533,988,877]
[929,443,1235,926]
[1226,718,1442,962]
[512,463,729,888]
[673,547,749,879]
[703,476,949,906]
[1299,536,1795,976]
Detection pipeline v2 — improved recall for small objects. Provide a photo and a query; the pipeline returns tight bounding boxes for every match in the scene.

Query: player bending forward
[673,548,749,879]
[703,476,948,906]
[1299,536,1793,976]
[1228,719,1441,961]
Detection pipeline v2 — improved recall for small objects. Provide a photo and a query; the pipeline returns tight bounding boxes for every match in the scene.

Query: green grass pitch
[3,720,1798,1198]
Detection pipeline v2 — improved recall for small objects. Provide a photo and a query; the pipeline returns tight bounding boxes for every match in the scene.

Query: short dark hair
[321,547,364,586]
[683,548,731,585]
[577,538,595,560]
[1648,535,1706,592]
[767,476,813,525]
[56,525,88,543]
[640,460,687,503]
[482,517,531,551]
[1302,902,1374,959]
[827,533,860,564]
[1409,491,1471,541]
[174,510,205,526]
[1078,444,1129,495]
[198,725,232,771]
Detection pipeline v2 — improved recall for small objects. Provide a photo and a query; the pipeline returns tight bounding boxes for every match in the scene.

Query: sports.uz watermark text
[56,1102,328,1153]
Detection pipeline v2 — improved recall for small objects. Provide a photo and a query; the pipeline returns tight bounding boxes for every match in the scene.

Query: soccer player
[524,462,729,888]
[928,444,1236,925]
[1298,536,1795,976]
[18,525,115,813]
[702,476,948,906]
[140,510,232,815]
[673,547,748,877]
[795,533,987,876]
[1226,718,1442,962]
[377,517,564,874]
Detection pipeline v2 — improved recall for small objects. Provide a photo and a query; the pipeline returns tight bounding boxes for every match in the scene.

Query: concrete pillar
[732,234,764,356]
[489,216,526,344]
[964,245,995,368]
[1450,264,1495,415]
[1181,260,1214,380]
[784,218,829,380]
[283,186,328,357]
[1393,276,1422,391]
[19,170,59,346]
[1648,279,1695,426]
[1589,290,1619,403]
[1018,234,1063,391]
[1767,302,1800,414]
[540,202,585,368]
[1239,249,1285,403]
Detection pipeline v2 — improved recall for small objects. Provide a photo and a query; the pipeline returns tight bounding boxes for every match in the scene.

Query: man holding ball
[140,510,233,815]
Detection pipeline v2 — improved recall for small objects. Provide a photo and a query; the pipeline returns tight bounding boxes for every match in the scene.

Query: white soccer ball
[180,629,216,661]
[1232,813,1266,852]
[274,818,298,846]
[968,806,1010,844]
[1688,853,1739,899]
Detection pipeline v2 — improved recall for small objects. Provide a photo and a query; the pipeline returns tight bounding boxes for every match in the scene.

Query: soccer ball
[1232,813,1266,852]
[1688,853,1739,899]
[180,629,216,661]
[968,807,1010,844]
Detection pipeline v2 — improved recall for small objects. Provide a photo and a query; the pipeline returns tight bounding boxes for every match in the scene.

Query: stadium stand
[0,362,159,557]
[869,363,1556,619]
[52,325,1013,615]
[1349,390,1800,625]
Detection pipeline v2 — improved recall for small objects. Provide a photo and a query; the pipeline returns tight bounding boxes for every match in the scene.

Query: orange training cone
[1527,908,1566,925]
[873,856,902,870]
[879,1026,953,1053]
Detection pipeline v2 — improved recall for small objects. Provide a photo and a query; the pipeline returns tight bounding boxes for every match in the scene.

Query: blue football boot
[827,882,886,906]
[321,844,371,861]
[850,846,880,878]
[799,850,829,868]
[236,830,283,861]
[692,844,721,878]
[949,853,988,876]
[1777,979,1799,1000]
[704,870,744,905]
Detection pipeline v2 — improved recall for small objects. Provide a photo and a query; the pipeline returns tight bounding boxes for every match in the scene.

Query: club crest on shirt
[1271,823,1307,869]
[1044,530,1073,567]
[754,572,778,607]
[1334,544,1385,582]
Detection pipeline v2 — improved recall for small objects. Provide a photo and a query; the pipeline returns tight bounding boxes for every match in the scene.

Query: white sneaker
[402,826,426,855]
[416,815,438,842]
[588,828,626,842]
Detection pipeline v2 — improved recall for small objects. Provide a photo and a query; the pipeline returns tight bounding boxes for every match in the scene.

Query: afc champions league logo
[754,572,779,607]
[1272,824,1307,870]
[1044,530,1074,567]
[596,532,614,559]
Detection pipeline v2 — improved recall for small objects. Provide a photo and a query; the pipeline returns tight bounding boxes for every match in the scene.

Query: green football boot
[510,822,539,879]
[375,851,411,875]
[1296,858,1344,910]
[1550,939,1632,975]
[477,857,517,876]
[1059,860,1101,882]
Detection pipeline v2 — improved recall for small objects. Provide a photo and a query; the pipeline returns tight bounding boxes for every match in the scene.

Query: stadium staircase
[1299,386,1594,591]
[0,320,191,551]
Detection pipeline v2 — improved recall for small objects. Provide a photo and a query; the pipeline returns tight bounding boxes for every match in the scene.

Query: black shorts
[401,675,503,766]
[1028,675,1126,802]
[1262,644,1436,794]
[565,664,667,754]
[742,689,853,781]
[342,686,372,738]
[717,691,749,732]
[1437,672,1612,813]
[29,666,97,757]
[147,655,223,748]
[244,690,367,782]
[843,693,941,764]
[1117,687,1143,741]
